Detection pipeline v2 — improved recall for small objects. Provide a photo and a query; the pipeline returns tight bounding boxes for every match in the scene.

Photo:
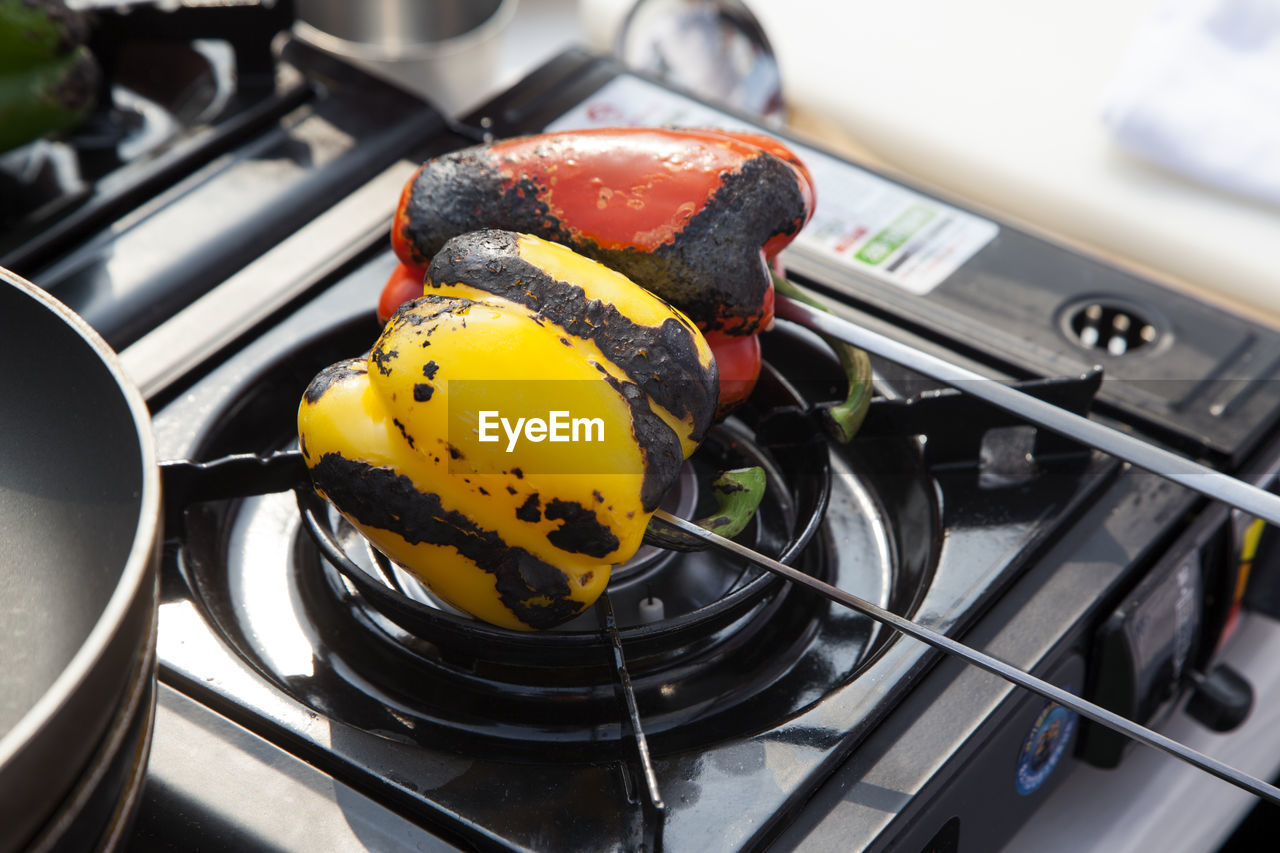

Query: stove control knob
[1186,664,1253,732]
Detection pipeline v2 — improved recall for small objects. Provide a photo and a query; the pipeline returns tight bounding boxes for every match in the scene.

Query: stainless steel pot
[0,268,160,851]
[293,0,517,114]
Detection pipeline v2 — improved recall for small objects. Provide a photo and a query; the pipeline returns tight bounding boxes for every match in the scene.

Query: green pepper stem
[771,272,872,443]
[643,467,767,552]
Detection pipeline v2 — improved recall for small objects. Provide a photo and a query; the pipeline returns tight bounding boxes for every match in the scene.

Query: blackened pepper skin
[544,498,620,558]
[427,230,717,440]
[391,127,815,335]
[595,370,684,512]
[303,360,367,405]
[310,453,584,629]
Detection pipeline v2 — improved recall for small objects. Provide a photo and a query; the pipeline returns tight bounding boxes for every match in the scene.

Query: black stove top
[140,243,1131,850]
[10,25,1280,853]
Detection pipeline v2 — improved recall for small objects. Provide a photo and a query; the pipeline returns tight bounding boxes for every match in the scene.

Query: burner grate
[159,309,934,759]
[295,413,830,667]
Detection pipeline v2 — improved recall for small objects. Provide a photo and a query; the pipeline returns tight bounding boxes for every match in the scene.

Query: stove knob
[1185,664,1253,732]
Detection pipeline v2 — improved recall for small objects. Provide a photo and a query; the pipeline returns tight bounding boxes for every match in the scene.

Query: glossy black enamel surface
[146,247,1121,850]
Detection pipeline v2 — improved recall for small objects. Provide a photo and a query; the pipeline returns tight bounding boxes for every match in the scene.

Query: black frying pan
[0,268,159,851]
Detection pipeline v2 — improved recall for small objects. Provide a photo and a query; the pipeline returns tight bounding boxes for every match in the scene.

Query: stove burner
[308,453,703,628]
[280,363,844,751]
[297,406,829,648]
[173,309,935,759]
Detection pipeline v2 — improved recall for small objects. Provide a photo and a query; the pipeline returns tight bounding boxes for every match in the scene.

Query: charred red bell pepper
[377,261,423,325]
[702,329,761,418]
[379,127,816,414]
[387,127,816,337]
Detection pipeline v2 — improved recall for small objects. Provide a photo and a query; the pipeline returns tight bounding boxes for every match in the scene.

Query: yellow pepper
[298,230,718,630]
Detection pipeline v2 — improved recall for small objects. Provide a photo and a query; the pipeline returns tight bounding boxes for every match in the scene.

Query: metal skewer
[775,294,1280,528]
[651,509,1280,807]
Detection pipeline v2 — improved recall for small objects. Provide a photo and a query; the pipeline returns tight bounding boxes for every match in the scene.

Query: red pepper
[380,127,814,413]
[389,127,813,332]
[703,330,762,420]
[377,261,424,324]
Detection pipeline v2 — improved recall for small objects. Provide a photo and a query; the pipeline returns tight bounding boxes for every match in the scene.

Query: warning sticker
[546,75,998,295]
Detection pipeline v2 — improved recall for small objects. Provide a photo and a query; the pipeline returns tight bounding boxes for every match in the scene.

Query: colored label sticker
[1015,701,1078,796]
[856,204,937,266]
[546,74,998,295]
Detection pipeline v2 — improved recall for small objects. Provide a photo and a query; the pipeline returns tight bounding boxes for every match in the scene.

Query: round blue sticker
[1015,702,1078,795]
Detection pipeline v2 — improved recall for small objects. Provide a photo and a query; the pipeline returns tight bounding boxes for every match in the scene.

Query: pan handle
[160,450,310,525]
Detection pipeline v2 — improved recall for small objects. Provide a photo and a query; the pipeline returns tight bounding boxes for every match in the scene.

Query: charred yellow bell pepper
[298,230,718,630]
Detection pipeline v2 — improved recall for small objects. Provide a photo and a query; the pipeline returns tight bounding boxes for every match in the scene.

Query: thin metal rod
[597,594,666,852]
[652,509,1280,808]
[775,294,1280,527]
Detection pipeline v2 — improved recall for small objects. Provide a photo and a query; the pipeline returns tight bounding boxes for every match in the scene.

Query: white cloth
[1102,0,1280,207]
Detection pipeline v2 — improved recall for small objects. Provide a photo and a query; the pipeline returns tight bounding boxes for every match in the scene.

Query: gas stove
[10,20,1280,853]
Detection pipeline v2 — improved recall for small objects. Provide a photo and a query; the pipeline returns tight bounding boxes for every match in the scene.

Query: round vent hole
[1069,303,1157,355]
